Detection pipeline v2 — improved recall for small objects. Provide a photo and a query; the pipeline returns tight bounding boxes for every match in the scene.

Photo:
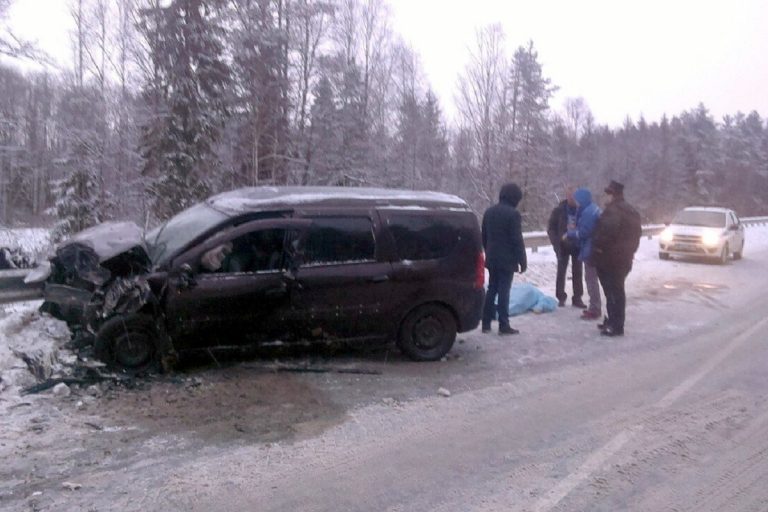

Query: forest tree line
[0,0,766,240]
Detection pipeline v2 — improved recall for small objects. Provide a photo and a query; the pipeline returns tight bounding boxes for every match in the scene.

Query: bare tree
[0,0,52,63]
[291,0,333,135]
[455,24,507,208]
[563,96,591,139]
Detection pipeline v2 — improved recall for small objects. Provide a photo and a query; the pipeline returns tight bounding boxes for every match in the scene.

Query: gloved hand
[518,262,527,273]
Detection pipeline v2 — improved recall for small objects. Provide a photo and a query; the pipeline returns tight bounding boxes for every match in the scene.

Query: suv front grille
[672,234,701,243]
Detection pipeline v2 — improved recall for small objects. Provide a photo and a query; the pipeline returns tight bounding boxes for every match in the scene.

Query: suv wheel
[659,252,670,260]
[95,313,160,373]
[718,244,729,265]
[733,241,744,260]
[397,304,457,361]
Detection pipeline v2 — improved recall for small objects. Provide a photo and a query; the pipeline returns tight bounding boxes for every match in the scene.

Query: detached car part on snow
[35,187,485,372]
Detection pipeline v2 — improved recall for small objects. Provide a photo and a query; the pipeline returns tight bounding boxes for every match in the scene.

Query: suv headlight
[660,228,673,243]
[701,229,721,247]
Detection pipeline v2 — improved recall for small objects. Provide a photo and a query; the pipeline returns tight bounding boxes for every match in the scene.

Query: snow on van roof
[208,186,469,215]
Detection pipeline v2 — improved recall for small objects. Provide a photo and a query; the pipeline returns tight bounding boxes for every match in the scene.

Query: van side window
[388,214,460,261]
[200,228,286,274]
[303,217,375,266]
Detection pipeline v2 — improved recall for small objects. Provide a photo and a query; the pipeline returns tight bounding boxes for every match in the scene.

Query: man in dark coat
[591,180,642,337]
[481,183,527,335]
[547,186,585,308]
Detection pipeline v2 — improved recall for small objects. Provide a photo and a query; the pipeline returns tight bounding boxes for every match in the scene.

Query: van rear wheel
[397,304,457,361]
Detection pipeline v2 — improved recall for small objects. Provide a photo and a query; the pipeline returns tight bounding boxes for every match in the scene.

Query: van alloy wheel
[397,304,457,362]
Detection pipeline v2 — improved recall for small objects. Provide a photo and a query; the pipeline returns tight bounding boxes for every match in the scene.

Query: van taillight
[474,252,485,289]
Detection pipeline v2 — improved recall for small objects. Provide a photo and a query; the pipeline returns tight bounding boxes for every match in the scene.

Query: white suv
[658,207,745,264]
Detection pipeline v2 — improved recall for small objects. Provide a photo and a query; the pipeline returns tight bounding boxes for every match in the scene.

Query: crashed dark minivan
[33,187,485,370]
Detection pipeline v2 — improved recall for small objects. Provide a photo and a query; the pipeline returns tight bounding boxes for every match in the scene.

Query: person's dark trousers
[482,266,514,330]
[556,246,583,303]
[597,266,630,332]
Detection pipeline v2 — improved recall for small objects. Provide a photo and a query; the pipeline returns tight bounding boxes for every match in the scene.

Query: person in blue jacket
[572,187,602,320]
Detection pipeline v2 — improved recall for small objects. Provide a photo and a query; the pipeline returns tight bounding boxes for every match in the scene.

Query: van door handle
[370,274,389,283]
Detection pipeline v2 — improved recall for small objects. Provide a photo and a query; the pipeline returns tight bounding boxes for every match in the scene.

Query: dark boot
[572,298,587,309]
[499,326,519,335]
[601,326,624,337]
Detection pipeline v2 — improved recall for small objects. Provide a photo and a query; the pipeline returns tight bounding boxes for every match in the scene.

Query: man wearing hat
[590,180,642,336]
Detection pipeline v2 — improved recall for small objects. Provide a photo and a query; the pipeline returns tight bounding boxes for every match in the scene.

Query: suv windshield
[147,202,229,266]
[673,210,726,228]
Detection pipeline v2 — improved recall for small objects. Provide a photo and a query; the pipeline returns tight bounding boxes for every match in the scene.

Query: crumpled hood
[62,221,147,263]
[27,221,150,285]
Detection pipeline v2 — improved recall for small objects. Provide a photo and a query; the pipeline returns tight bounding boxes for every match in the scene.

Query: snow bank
[0,227,52,262]
[0,301,71,396]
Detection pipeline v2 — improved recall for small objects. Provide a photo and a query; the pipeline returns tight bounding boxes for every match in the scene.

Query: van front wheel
[397,304,457,361]
[95,313,160,373]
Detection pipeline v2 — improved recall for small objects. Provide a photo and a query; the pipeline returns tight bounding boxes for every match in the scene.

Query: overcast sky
[8,0,768,127]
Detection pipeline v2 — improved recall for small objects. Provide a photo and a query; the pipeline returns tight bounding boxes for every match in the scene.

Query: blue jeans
[482,267,513,330]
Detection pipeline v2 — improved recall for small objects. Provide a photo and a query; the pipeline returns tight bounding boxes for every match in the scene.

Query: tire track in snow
[530,314,768,512]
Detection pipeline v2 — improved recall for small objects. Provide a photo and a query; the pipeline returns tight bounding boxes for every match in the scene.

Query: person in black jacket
[591,180,642,337]
[547,186,585,308]
[481,183,527,335]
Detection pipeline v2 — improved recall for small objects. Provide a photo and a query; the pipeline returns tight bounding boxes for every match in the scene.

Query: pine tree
[138,0,231,221]
[307,74,343,184]
[51,86,108,241]
[229,0,291,187]
[419,91,449,190]
[393,91,422,187]
[507,41,556,227]
[336,62,369,184]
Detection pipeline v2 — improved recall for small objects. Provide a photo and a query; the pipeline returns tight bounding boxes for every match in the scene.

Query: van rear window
[388,214,461,261]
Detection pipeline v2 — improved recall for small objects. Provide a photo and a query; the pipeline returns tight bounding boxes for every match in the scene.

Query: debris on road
[437,387,451,397]
[52,382,71,397]
[61,482,82,491]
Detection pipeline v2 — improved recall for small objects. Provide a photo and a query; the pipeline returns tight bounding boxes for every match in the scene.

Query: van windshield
[146,203,229,266]
[673,210,726,228]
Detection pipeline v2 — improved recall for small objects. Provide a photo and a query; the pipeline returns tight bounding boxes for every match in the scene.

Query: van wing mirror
[177,263,197,289]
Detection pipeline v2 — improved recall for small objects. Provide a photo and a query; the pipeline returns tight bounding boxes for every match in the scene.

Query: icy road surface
[2,226,768,511]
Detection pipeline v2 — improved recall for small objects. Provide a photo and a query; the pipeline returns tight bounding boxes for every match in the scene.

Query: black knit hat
[499,183,523,207]
[604,180,624,196]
